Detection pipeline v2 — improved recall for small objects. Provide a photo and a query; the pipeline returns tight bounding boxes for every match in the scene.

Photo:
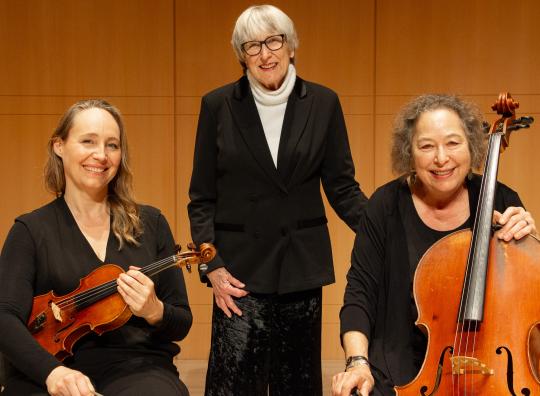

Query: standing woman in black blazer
[188,4,368,395]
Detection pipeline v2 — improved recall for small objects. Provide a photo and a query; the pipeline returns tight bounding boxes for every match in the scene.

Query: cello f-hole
[496,346,531,396]
[420,346,453,396]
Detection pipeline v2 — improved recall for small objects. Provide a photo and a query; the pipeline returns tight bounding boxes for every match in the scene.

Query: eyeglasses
[241,34,286,56]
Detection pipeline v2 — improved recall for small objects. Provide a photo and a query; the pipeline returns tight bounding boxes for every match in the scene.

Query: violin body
[28,264,131,361]
[26,242,216,361]
[395,230,540,395]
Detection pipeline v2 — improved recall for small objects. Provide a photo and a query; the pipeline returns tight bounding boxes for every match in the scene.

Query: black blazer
[188,75,367,294]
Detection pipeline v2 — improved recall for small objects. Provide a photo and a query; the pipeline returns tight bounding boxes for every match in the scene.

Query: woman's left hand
[117,266,164,326]
[493,206,538,241]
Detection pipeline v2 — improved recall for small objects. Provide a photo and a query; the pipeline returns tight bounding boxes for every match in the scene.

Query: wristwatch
[345,355,370,371]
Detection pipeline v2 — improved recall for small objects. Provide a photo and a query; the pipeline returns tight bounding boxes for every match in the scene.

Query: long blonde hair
[44,99,142,248]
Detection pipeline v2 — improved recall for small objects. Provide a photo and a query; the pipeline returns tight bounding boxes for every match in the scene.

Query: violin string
[54,255,182,309]
[56,255,179,309]
[55,255,176,309]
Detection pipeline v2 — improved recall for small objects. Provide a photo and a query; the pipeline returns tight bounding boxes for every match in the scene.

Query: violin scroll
[176,242,217,273]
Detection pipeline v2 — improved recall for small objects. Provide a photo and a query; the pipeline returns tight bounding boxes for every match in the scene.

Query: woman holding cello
[0,99,192,395]
[332,94,538,396]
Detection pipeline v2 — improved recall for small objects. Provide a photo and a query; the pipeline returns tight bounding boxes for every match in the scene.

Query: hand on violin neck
[207,267,248,318]
[493,207,537,241]
[117,265,164,326]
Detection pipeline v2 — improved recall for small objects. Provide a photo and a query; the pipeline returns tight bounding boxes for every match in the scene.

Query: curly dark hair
[391,94,487,175]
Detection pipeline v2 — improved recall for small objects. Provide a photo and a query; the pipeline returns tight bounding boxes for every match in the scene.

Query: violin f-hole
[53,319,75,343]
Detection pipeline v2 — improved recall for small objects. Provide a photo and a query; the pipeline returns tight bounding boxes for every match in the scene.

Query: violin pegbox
[174,242,217,273]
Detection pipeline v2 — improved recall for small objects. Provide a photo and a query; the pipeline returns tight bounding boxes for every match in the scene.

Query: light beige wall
[1,0,539,360]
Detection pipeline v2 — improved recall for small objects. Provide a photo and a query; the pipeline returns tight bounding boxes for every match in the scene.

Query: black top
[340,175,523,386]
[401,187,472,368]
[0,197,192,386]
[188,75,367,293]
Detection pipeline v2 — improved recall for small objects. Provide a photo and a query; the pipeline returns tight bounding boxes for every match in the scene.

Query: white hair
[231,4,298,69]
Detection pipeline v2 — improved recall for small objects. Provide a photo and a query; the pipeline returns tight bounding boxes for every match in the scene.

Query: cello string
[470,320,479,395]
[452,132,498,395]
[464,133,500,395]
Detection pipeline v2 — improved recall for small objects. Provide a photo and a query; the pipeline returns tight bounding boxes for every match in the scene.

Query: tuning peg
[199,264,208,273]
[506,124,530,132]
[186,263,192,273]
[513,116,534,125]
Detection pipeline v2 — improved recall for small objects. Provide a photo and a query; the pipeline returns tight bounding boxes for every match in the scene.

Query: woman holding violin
[0,99,192,395]
[332,94,538,396]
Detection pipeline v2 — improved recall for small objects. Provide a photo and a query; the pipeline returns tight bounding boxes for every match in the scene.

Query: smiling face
[244,33,294,90]
[53,108,121,198]
[412,108,471,200]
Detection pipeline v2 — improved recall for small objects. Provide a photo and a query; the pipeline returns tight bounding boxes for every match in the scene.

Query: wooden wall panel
[2,0,539,367]
[127,115,176,222]
[375,0,540,95]
[0,115,56,243]
[0,0,176,244]
[0,0,174,96]
[374,0,540,221]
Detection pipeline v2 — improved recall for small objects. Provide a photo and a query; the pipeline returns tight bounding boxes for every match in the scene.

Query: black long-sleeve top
[340,175,522,386]
[188,76,367,293]
[0,197,192,386]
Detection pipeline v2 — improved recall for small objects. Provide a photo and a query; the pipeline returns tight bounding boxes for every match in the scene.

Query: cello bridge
[450,356,494,375]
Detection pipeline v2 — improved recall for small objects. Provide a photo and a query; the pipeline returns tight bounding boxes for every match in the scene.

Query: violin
[27,242,216,361]
[395,93,540,395]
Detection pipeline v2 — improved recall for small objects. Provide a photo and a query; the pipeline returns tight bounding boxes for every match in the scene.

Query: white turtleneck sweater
[247,64,297,167]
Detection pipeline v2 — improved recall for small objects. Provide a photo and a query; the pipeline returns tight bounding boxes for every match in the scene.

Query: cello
[395,93,540,395]
[27,242,215,361]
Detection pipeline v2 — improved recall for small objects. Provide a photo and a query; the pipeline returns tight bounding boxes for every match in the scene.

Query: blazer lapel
[277,78,313,185]
[228,76,287,193]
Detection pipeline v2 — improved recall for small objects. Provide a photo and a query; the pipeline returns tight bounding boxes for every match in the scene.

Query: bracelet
[345,355,370,371]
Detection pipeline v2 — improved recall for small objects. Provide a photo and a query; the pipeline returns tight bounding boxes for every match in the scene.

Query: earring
[467,169,473,181]
[409,170,417,185]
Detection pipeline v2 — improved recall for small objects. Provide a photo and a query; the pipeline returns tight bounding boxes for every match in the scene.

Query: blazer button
[249,194,258,202]
[281,227,289,236]
[254,230,261,239]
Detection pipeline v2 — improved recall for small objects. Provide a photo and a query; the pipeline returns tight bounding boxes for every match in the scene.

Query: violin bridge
[50,302,64,322]
[450,356,494,375]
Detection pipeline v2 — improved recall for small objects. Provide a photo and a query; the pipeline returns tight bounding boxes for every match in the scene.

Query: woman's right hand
[207,267,249,318]
[332,365,374,396]
[46,366,96,396]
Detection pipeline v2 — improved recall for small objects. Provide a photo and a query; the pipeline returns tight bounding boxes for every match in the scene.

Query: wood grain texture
[1,0,540,361]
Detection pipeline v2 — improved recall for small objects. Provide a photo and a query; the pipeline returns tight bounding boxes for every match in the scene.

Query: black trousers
[2,357,189,396]
[205,287,323,396]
